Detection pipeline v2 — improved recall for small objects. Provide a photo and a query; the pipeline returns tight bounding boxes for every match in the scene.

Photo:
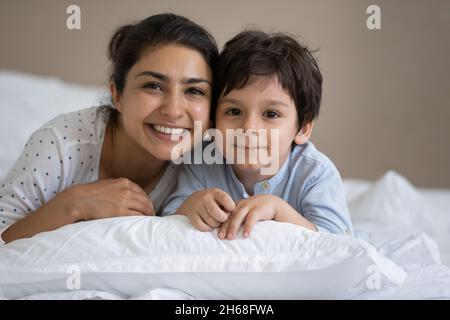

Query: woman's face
[112,44,212,161]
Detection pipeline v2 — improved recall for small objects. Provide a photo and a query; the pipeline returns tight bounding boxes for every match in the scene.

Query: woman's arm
[0,127,154,244]
[0,190,79,243]
[1,178,155,244]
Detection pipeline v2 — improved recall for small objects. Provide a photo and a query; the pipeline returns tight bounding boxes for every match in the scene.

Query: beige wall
[1,0,449,188]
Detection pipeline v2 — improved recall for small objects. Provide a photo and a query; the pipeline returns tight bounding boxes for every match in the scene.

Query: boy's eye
[264,111,280,119]
[225,108,242,116]
[143,82,162,91]
[186,87,205,96]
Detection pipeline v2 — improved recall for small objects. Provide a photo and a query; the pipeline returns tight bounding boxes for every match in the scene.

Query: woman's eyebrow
[184,78,212,87]
[135,70,211,87]
[135,70,167,81]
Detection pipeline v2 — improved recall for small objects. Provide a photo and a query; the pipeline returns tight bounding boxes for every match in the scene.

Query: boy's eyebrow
[220,97,290,107]
[219,97,243,105]
[264,99,290,107]
[135,70,211,86]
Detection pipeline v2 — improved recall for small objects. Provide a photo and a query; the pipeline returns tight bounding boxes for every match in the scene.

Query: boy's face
[215,75,311,175]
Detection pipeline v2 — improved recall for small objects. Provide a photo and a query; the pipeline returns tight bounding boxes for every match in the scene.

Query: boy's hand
[175,189,236,231]
[218,194,317,240]
[218,194,280,240]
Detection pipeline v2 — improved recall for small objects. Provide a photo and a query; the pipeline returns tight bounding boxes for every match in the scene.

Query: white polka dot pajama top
[0,106,179,244]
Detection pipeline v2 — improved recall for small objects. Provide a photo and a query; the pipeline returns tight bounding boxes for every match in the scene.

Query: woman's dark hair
[107,13,219,122]
[213,30,322,129]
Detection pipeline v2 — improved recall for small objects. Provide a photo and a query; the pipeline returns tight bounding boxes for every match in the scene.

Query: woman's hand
[64,178,155,221]
[175,188,235,231]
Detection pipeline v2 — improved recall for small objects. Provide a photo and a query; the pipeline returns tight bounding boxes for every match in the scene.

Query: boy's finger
[205,198,229,223]
[243,209,261,238]
[191,214,213,232]
[213,190,236,213]
[226,207,249,240]
[199,207,221,228]
[218,220,230,239]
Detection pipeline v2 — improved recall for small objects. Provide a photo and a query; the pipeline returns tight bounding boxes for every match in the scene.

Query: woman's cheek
[190,102,210,123]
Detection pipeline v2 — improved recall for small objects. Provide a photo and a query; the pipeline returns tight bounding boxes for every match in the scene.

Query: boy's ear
[109,81,123,113]
[294,121,314,145]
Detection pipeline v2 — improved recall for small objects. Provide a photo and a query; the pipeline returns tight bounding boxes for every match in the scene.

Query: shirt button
[261,182,270,190]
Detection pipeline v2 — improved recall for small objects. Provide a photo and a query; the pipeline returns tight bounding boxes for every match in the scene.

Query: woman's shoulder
[39,105,112,145]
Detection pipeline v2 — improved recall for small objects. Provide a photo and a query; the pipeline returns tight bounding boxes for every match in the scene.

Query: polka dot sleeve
[0,127,66,244]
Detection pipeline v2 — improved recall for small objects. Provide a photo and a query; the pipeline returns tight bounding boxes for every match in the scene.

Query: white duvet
[0,171,449,300]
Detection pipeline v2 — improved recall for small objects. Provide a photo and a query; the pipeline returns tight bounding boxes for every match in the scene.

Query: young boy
[162,30,353,240]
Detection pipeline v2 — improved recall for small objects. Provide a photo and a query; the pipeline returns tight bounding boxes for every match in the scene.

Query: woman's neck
[100,117,167,194]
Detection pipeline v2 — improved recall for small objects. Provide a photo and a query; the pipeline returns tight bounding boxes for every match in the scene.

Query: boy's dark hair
[213,30,322,129]
[107,13,218,123]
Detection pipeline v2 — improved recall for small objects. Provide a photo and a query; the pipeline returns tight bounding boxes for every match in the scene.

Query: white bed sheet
[344,177,450,267]
[9,231,450,300]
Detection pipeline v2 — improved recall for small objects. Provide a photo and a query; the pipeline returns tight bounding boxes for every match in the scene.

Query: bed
[0,71,449,300]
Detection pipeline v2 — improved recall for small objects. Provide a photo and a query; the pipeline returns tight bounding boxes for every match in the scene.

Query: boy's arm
[161,164,235,231]
[273,200,318,231]
[299,164,354,236]
[160,164,205,216]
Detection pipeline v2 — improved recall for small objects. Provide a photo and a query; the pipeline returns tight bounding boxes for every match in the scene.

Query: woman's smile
[145,123,191,142]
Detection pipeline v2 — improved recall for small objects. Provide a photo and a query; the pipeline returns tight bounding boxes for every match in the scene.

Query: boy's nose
[241,116,258,132]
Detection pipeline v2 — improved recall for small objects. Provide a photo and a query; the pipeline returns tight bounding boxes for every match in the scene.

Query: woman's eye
[225,108,242,116]
[264,111,280,119]
[186,88,205,96]
[143,83,162,91]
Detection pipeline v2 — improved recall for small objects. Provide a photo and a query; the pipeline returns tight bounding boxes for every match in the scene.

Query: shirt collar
[225,152,291,197]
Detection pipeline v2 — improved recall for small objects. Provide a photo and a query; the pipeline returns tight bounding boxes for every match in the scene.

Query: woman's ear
[294,121,314,145]
[109,81,123,113]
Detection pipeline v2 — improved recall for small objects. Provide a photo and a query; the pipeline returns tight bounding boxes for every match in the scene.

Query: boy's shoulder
[289,142,342,183]
[291,141,335,169]
[289,142,344,190]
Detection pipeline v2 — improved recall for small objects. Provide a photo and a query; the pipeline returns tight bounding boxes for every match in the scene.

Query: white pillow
[0,215,406,300]
[0,70,105,180]
[348,171,435,243]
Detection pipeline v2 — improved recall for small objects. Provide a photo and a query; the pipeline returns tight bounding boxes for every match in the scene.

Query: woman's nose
[160,92,184,119]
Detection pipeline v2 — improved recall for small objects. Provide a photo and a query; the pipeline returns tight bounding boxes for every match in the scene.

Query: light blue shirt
[162,141,354,236]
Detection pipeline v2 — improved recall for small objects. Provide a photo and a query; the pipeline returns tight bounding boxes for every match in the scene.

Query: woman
[0,13,218,244]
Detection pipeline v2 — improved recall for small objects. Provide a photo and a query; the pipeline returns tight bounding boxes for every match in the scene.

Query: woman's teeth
[152,124,186,135]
